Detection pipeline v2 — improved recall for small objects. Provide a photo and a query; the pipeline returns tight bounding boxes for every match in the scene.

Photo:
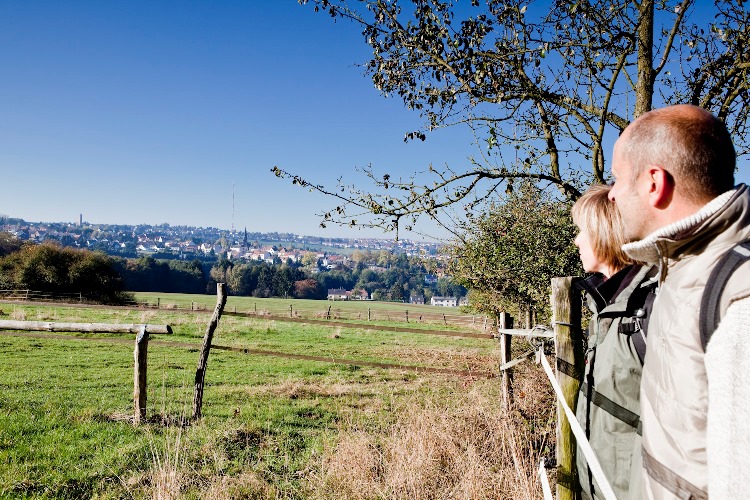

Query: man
[608,104,750,499]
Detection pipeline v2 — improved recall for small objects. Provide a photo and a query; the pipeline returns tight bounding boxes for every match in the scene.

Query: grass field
[0,299,555,499]
[131,292,492,331]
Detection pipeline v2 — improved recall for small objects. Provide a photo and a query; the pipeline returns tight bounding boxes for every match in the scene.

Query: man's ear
[646,167,674,208]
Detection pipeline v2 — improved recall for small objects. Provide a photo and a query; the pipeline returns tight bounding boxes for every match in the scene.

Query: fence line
[0,289,89,303]
[499,277,617,500]
[0,289,491,331]
[538,343,616,500]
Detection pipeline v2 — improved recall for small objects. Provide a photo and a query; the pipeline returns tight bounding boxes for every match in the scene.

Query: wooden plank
[0,320,172,334]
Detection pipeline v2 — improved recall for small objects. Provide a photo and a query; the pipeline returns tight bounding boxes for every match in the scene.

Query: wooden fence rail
[0,319,173,425]
[0,320,172,335]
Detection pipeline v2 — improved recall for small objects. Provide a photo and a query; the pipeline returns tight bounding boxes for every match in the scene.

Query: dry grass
[305,374,555,500]
[140,310,157,323]
[129,368,555,499]
[148,426,185,500]
[382,345,496,373]
[10,306,26,320]
[201,472,277,499]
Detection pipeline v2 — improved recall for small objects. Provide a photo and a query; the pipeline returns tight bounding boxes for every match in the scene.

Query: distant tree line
[0,233,465,304]
[0,239,131,304]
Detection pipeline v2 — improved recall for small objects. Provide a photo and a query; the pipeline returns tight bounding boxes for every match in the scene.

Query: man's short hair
[572,184,632,272]
[621,105,735,202]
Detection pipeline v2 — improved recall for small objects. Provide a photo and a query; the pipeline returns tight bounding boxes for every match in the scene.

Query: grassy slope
[0,301,552,499]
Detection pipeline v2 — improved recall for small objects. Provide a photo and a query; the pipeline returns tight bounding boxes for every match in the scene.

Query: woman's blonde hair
[571,184,632,273]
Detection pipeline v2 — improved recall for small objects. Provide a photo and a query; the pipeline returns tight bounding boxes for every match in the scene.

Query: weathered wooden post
[368,307,371,321]
[192,283,228,421]
[552,277,583,500]
[133,325,148,425]
[498,312,514,409]
[405,310,409,323]
[525,306,532,329]
[289,304,293,317]
[327,305,332,320]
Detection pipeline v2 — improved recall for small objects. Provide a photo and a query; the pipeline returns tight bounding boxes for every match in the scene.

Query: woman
[571,184,656,500]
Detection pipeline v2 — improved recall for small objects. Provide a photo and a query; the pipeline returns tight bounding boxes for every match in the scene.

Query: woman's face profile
[574,228,606,275]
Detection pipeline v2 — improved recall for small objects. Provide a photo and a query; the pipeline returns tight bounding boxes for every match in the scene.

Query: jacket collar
[577,264,643,313]
[623,185,747,264]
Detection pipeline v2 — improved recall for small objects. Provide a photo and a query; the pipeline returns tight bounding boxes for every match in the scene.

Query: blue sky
[0,1,473,240]
[1,2,747,240]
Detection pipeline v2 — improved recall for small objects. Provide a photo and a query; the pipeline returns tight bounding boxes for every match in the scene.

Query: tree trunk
[635,0,655,118]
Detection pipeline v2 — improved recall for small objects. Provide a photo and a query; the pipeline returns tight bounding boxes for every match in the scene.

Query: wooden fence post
[192,283,228,421]
[133,325,148,425]
[552,277,583,500]
[498,312,513,409]
[368,308,371,321]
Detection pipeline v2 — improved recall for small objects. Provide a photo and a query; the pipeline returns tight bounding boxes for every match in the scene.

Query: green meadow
[0,299,551,499]
[132,293,487,331]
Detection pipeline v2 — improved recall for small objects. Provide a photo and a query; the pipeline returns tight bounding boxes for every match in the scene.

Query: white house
[327,288,348,301]
[431,296,458,307]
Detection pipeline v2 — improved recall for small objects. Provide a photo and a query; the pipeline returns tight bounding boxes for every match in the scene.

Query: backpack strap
[699,240,750,351]
[620,287,656,365]
[613,276,658,365]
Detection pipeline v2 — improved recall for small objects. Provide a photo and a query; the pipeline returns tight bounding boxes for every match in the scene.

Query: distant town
[0,215,444,262]
[0,215,472,306]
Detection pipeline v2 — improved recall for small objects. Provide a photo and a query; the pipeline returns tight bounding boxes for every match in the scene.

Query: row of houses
[326,288,370,300]
[326,289,464,307]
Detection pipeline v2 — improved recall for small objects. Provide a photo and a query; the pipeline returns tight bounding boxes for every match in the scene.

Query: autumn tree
[276,0,750,236]
[0,232,23,257]
[293,278,325,299]
[0,242,129,304]
[446,183,581,325]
